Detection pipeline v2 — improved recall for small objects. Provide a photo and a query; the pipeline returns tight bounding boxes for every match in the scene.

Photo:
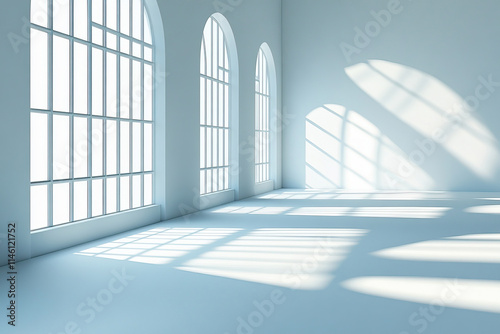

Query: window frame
[30,0,156,231]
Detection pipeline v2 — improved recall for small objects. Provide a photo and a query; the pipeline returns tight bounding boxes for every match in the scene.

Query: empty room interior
[2,0,500,333]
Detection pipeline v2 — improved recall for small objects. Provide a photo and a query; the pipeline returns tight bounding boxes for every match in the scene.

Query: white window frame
[30,0,156,231]
[200,14,237,197]
[255,47,271,183]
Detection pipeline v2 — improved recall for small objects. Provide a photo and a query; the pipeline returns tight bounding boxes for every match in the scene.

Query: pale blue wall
[283,0,500,191]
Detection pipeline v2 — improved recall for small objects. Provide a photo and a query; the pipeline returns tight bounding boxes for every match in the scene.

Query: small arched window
[30,0,155,230]
[200,14,237,195]
[255,44,276,184]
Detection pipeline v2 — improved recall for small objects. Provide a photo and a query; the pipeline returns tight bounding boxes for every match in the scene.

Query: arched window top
[200,13,238,196]
[255,43,277,185]
[201,13,238,78]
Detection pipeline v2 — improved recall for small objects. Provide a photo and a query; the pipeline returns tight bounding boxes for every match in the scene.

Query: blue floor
[2,189,500,334]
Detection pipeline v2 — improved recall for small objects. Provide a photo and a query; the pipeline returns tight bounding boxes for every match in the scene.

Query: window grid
[30,0,154,231]
[200,16,230,195]
[255,48,270,183]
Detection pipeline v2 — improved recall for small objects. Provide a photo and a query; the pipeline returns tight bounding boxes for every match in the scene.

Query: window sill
[31,205,161,258]
[255,180,274,195]
[199,189,235,210]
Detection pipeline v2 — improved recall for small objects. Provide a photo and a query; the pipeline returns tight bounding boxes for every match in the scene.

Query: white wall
[0,0,282,265]
[282,0,500,191]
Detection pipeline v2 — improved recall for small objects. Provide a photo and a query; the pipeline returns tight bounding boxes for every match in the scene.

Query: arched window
[30,0,155,230]
[255,44,276,184]
[200,14,237,196]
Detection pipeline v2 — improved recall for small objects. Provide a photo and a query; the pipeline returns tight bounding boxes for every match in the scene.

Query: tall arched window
[30,0,155,230]
[200,15,234,195]
[255,44,276,184]
[255,47,270,183]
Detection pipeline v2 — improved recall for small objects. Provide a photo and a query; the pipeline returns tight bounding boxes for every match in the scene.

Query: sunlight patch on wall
[306,104,434,190]
[345,60,500,180]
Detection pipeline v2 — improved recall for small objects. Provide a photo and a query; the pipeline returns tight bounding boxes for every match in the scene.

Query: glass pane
[224,167,229,189]
[132,60,141,119]
[53,115,70,180]
[92,27,104,46]
[200,171,206,195]
[200,78,206,124]
[207,169,212,193]
[106,120,117,175]
[144,173,152,205]
[132,122,142,172]
[53,0,70,34]
[73,117,88,178]
[132,0,142,39]
[92,119,103,176]
[120,37,130,54]
[120,0,130,35]
[132,175,141,208]
[213,83,218,126]
[144,11,152,44]
[224,129,229,164]
[120,176,130,210]
[144,47,152,62]
[144,123,152,171]
[206,81,212,126]
[144,64,152,120]
[120,57,131,118]
[219,129,224,166]
[224,85,229,127]
[53,182,70,225]
[74,0,88,40]
[53,36,70,112]
[92,48,103,115]
[200,127,206,168]
[206,127,212,168]
[31,113,48,182]
[31,185,48,230]
[212,127,217,167]
[74,181,88,221]
[31,0,48,27]
[120,121,130,173]
[30,29,48,110]
[106,177,117,213]
[218,82,224,127]
[92,0,103,24]
[106,0,117,30]
[132,42,141,58]
[92,179,103,216]
[74,42,88,114]
[106,52,117,117]
[106,32,117,50]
